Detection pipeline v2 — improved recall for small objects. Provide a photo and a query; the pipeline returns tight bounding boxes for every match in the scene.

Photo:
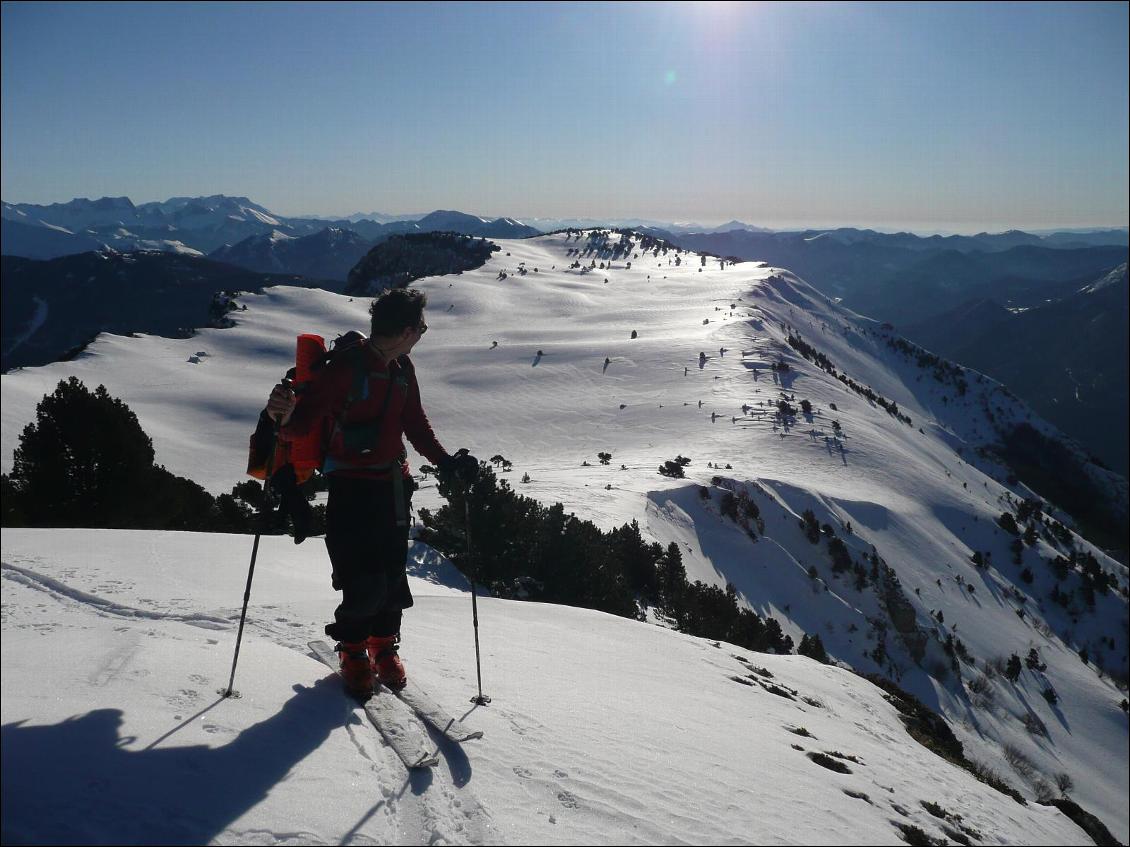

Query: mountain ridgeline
[2,196,538,268]
[0,252,314,371]
[660,228,1129,479]
[345,233,499,296]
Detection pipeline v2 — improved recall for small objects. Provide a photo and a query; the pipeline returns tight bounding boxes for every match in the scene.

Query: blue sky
[2,1,1127,232]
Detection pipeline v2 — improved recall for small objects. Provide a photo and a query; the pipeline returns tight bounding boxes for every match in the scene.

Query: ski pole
[465,487,491,705]
[222,421,280,699]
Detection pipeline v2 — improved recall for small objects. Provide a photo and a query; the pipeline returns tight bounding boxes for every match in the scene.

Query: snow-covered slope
[0,529,1097,845]
[3,231,1127,842]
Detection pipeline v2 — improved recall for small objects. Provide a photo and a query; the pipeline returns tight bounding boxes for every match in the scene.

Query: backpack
[246,331,413,480]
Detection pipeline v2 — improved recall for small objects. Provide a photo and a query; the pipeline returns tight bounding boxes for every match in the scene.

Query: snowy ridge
[2,231,1127,843]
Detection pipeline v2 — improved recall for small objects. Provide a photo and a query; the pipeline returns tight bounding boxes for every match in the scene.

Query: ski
[309,640,439,770]
[392,682,485,743]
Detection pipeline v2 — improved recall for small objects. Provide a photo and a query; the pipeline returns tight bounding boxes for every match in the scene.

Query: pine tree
[9,377,157,527]
[1005,653,1022,682]
[798,632,829,663]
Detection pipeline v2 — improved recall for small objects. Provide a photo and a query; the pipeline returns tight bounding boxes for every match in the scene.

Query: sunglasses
[416,321,428,335]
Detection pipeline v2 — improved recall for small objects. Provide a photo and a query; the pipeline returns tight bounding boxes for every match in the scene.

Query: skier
[265,288,479,697]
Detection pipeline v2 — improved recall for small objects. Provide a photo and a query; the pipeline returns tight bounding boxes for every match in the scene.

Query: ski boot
[336,641,374,698]
[367,635,407,691]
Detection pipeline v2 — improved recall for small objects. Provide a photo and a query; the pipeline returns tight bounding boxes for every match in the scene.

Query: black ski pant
[323,475,414,645]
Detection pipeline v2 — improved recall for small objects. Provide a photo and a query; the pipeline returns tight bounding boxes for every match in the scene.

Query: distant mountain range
[208,227,370,288]
[904,264,1129,477]
[4,195,1124,277]
[663,228,1128,312]
[1,196,539,267]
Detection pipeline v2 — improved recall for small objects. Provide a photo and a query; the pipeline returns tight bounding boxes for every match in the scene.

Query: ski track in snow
[1,557,497,846]
[1,561,231,629]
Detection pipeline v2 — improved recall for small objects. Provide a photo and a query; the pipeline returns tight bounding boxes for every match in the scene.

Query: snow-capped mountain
[2,195,141,230]
[1,196,543,261]
[409,210,540,239]
[147,195,281,226]
[208,226,373,285]
[514,217,773,234]
[2,195,289,256]
[2,231,1127,843]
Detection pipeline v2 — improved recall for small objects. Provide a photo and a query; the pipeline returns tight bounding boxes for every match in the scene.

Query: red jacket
[281,344,447,479]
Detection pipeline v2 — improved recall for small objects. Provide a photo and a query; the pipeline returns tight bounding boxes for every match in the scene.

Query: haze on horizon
[2,2,1127,235]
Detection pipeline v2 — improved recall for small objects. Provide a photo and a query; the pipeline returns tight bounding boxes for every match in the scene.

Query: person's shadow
[1,677,346,845]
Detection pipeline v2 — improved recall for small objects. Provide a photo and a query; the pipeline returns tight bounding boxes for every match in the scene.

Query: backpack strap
[330,345,412,466]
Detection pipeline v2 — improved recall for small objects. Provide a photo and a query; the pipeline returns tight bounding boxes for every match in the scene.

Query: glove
[438,448,480,486]
[270,463,314,544]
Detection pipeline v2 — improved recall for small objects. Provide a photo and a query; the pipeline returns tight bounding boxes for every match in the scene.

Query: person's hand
[266,380,296,426]
[439,448,480,486]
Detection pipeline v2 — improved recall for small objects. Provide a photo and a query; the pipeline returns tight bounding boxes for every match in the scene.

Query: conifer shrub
[798,633,829,663]
[920,800,949,820]
[2,378,274,534]
[742,494,760,522]
[800,509,821,543]
[827,536,852,573]
[807,751,852,774]
[659,456,691,478]
[720,491,739,520]
[419,467,795,654]
[998,511,1020,535]
[777,399,797,417]
[893,823,936,846]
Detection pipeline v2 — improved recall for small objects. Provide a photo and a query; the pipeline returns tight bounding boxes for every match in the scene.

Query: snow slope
[0,529,1094,845]
[3,231,1127,842]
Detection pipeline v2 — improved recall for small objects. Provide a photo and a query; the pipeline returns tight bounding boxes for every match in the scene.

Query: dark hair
[369,288,427,338]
